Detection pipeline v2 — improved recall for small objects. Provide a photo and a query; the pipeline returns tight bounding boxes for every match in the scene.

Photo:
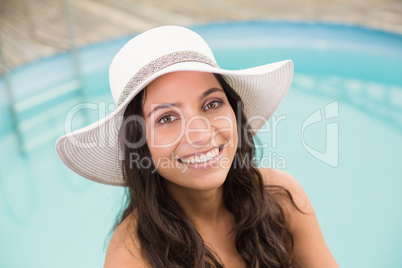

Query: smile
[177,145,224,165]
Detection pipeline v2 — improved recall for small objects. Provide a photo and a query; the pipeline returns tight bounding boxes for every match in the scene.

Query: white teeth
[179,147,220,164]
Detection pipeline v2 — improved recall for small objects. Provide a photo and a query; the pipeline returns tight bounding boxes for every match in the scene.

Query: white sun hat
[55,25,293,186]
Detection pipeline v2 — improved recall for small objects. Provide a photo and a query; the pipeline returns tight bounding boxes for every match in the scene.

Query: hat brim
[55,60,293,186]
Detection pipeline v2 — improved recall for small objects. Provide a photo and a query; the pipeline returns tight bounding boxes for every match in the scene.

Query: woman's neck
[165,183,229,230]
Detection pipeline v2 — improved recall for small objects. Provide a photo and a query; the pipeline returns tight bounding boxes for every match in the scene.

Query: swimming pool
[1,21,401,267]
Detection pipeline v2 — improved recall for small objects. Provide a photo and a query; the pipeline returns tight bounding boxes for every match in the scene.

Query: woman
[56,26,338,267]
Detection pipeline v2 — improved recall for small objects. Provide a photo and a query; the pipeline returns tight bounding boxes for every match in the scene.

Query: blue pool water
[1,21,401,267]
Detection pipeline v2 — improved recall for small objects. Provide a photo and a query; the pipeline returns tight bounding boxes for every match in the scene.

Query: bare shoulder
[258,168,339,268]
[259,167,303,193]
[104,212,150,268]
[258,167,313,215]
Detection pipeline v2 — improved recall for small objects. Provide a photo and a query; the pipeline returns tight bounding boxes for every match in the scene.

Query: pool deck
[1,0,402,73]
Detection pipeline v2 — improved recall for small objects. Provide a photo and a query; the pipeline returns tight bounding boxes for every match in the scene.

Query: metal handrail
[0,0,88,153]
[0,26,25,155]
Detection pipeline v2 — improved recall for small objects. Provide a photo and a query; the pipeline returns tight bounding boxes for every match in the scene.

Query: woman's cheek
[147,125,183,148]
[211,109,238,147]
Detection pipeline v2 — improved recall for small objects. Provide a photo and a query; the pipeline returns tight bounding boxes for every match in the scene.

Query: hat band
[117,50,219,106]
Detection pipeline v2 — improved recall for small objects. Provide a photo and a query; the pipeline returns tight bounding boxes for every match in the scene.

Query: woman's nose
[184,116,214,147]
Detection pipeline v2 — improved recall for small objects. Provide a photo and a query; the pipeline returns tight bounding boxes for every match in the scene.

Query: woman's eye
[205,100,222,111]
[157,115,178,124]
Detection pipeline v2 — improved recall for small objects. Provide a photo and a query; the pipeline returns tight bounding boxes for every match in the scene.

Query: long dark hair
[116,73,298,267]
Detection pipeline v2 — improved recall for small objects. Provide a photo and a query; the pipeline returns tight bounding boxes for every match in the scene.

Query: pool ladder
[0,0,87,154]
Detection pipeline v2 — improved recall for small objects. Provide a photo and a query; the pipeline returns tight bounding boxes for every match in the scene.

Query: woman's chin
[163,172,228,193]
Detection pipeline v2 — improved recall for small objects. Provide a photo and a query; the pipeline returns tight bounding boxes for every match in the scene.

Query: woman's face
[142,71,238,192]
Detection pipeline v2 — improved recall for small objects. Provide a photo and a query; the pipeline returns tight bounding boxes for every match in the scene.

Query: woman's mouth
[177,145,224,167]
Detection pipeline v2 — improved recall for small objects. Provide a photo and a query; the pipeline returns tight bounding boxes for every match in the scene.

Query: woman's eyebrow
[199,87,224,101]
[147,87,224,118]
[147,103,180,118]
